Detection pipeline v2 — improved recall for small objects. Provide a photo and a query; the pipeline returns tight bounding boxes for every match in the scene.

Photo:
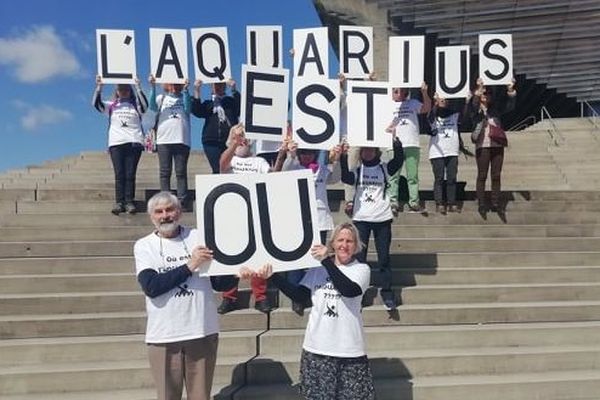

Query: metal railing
[540,106,564,147]
[507,115,537,132]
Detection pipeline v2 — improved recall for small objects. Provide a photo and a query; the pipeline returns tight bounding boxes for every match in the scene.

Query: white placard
[240,64,289,142]
[293,27,329,78]
[149,28,188,84]
[246,25,283,68]
[339,25,373,79]
[191,27,231,83]
[346,80,394,148]
[293,78,340,150]
[436,45,470,98]
[195,169,320,275]
[479,34,513,85]
[96,29,137,84]
[388,36,424,88]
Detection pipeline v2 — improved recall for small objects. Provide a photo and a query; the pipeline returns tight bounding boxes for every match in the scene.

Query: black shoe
[125,203,137,214]
[292,301,305,316]
[111,203,125,215]
[447,205,459,213]
[407,204,426,214]
[217,298,238,314]
[254,299,272,314]
[381,291,397,310]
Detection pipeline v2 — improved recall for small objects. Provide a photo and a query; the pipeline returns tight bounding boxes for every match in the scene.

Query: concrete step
[0,310,267,339]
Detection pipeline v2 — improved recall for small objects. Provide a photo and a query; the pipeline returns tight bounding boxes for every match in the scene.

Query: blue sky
[0,0,337,172]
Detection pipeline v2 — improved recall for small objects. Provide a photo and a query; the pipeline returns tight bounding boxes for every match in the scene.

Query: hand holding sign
[187,246,214,272]
[310,244,329,261]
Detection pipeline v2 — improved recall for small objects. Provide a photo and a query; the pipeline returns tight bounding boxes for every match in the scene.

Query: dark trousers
[431,156,458,205]
[157,144,190,203]
[354,220,392,291]
[203,143,227,174]
[476,147,504,206]
[109,143,143,205]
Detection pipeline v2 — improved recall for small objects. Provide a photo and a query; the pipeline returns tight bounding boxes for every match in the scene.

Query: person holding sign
[148,75,193,211]
[192,79,241,174]
[134,191,238,400]
[92,75,148,215]
[426,95,470,214]
[385,83,431,214]
[467,78,517,213]
[340,138,404,310]
[216,124,275,314]
[254,222,375,400]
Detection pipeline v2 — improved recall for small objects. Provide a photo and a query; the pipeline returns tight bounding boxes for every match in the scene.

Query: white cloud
[0,25,82,83]
[20,104,73,131]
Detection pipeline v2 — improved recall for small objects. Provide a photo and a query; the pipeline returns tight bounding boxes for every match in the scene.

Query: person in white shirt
[134,191,237,400]
[92,75,148,215]
[254,222,375,400]
[385,83,431,214]
[149,75,193,210]
[427,95,468,214]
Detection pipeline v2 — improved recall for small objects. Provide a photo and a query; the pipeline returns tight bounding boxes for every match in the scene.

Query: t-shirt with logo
[101,100,145,147]
[230,155,271,175]
[156,93,191,146]
[134,227,219,344]
[428,112,460,159]
[300,260,371,357]
[392,99,423,148]
[352,163,393,223]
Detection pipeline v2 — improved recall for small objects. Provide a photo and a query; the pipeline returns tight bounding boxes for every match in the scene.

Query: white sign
[479,34,513,85]
[293,78,340,150]
[346,80,394,148]
[195,169,320,275]
[293,27,329,78]
[96,29,137,84]
[436,45,470,98]
[149,28,188,84]
[339,25,373,79]
[389,36,424,88]
[246,25,283,69]
[191,27,231,83]
[240,64,289,142]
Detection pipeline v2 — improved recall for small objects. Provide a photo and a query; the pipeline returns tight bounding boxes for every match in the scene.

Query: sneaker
[390,201,401,217]
[447,205,459,213]
[381,290,397,310]
[254,299,272,314]
[111,203,125,215]
[125,203,137,214]
[217,298,238,314]
[344,201,354,218]
[292,301,305,316]
[407,204,426,214]
[435,204,447,215]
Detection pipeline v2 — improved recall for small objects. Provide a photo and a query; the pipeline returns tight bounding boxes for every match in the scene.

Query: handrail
[581,100,600,127]
[507,115,537,131]
[540,106,563,147]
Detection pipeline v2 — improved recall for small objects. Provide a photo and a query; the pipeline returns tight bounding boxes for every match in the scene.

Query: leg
[353,221,371,265]
[157,144,173,192]
[373,221,394,308]
[109,144,126,206]
[337,357,376,400]
[203,144,224,174]
[173,144,190,205]
[148,342,184,400]
[183,334,219,400]
[385,148,400,206]
[475,148,491,209]
[404,147,421,208]
[430,157,445,206]
[445,156,459,206]
[123,144,143,208]
[489,147,505,208]
[300,350,338,400]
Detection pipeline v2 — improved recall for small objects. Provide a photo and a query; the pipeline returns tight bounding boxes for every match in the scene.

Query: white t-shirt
[429,112,460,159]
[156,94,191,146]
[230,155,271,175]
[392,99,422,148]
[352,163,393,222]
[102,100,145,147]
[300,260,371,357]
[134,227,219,344]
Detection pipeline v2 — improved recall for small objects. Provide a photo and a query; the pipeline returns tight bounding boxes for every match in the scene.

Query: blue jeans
[203,143,227,174]
[109,143,143,205]
[157,144,190,203]
[354,220,392,292]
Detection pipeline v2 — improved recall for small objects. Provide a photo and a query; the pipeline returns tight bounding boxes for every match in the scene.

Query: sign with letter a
[149,28,188,84]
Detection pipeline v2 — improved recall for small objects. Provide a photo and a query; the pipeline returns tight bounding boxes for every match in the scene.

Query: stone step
[0,311,266,339]
[1,386,237,400]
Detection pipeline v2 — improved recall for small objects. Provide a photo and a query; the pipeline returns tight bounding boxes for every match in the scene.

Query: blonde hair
[327,222,365,255]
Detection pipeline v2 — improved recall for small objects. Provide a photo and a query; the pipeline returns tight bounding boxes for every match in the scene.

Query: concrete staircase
[1,117,600,399]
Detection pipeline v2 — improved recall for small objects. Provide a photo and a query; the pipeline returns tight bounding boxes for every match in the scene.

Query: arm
[219,124,244,173]
[137,266,192,298]
[340,153,356,185]
[386,138,404,176]
[133,78,148,114]
[321,257,363,297]
[183,80,191,114]
[269,272,312,304]
[92,75,105,113]
[501,83,517,115]
[272,144,288,172]
[419,82,432,114]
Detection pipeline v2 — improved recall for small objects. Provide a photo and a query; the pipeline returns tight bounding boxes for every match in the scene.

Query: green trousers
[387,146,420,207]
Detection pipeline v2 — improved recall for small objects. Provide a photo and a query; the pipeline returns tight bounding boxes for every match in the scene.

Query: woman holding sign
[92,75,148,215]
[255,222,375,400]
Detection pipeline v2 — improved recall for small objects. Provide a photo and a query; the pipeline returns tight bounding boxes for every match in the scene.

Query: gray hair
[327,222,365,255]
[147,191,181,214]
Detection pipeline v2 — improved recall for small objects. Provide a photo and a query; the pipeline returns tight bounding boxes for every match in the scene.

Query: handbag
[488,123,508,147]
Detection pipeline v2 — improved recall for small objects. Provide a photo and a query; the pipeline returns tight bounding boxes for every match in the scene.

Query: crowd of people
[93,73,517,400]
